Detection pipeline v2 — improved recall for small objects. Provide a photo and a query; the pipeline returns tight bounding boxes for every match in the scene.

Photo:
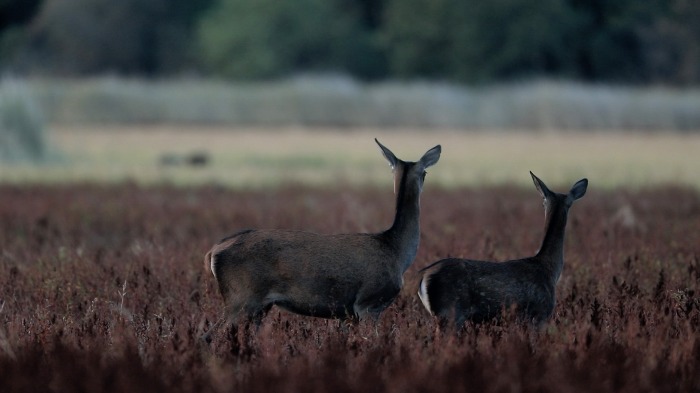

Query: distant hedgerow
[0,78,47,162]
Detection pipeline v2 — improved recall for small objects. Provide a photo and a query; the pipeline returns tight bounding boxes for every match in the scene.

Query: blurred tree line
[1,0,699,85]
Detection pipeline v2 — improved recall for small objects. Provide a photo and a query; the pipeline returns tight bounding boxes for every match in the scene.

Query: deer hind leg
[228,288,276,332]
[200,316,225,345]
[225,301,272,358]
[200,300,247,344]
[244,302,272,331]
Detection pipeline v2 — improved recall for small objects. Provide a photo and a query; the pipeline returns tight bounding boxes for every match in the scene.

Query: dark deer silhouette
[418,172,587,328]
[204,139,440,337]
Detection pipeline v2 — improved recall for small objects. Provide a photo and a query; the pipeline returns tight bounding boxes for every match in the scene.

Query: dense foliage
[0,184,698,392]
[1,0,699,84]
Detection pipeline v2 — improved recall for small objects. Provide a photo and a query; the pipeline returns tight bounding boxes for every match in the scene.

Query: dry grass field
[2,126,700,189]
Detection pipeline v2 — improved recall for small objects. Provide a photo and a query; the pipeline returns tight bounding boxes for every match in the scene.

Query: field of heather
[0,183,698,392]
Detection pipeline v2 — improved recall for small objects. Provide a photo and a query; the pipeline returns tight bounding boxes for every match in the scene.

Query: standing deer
[418,172,587,329]
[205,139,440,337]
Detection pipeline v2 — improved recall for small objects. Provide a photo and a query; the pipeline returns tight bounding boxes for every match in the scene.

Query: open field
[0,184,699,392]
[2,126,700,189]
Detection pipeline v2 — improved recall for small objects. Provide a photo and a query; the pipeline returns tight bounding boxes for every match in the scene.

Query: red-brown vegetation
[0,184,698,392]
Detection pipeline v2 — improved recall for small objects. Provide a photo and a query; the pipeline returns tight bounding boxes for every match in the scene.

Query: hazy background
[4,0,700,84]
[1,0,699,187]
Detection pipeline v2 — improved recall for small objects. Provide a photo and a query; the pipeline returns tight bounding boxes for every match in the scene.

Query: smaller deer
[418,172,587,329]
[204,139,440,338]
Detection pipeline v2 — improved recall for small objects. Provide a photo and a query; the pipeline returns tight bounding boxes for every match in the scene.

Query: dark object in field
[159,151,209,167]
[418,172,588,328]
[205,139,441,334]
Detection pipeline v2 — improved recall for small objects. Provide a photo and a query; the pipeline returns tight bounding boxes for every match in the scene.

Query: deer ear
[375,138,398,169]
[568,178,588,201]
[420,145,441,168]
[530,171,550,198]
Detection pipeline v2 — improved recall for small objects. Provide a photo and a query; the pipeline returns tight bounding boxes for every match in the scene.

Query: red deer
[205,139,440,339]
[418,172,587,329]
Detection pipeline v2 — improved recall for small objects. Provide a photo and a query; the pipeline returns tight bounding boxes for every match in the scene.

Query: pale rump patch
[207,235,242,280]
[214,236,240,254]
[418,276,432,314]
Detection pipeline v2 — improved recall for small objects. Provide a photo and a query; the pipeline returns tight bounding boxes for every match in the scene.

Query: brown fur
[205,139,441,329]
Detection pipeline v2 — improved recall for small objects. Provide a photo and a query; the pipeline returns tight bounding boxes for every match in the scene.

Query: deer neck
[385,166,421,273]
[536,201,569,282]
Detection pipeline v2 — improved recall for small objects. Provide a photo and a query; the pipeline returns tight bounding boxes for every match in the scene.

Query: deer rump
[211,229,402,320]
[420,258,556,325]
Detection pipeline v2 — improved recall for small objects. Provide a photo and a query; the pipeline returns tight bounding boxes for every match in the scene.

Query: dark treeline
[1,0,699,85]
